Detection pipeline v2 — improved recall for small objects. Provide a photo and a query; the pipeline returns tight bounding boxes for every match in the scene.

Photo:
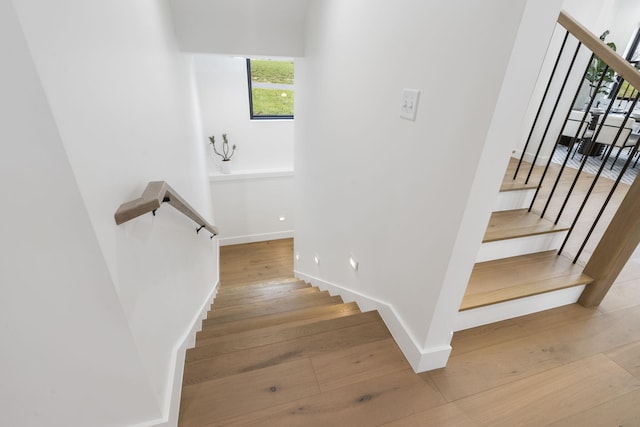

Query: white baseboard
[130,281,218,427]
[477,230,567,262]
[218,231,294,246]
[454,284,584,331]
[511,150,550,166]
[294,270,450,373]
[494,188,535,211]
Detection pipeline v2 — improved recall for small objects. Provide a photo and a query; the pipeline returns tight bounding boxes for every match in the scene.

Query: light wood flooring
[179,241,640,426]
[179,158,640,426]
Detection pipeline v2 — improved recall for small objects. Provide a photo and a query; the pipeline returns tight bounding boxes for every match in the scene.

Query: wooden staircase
[178,240,416,426]
[457,159,595,330]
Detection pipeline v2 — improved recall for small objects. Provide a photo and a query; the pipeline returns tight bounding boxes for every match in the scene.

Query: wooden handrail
[558,10,640,92]
[114,181,218,236]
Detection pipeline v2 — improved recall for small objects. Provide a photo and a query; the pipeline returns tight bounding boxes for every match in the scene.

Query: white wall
[194,55,295,244]
[194,55,294,172]
[0,0,159,425]
[210,173,294,245]
[294,0,561,371]
[563,0,617,32]
[607,0,640,60]
[10,0,218,425]
[169,0,310,57]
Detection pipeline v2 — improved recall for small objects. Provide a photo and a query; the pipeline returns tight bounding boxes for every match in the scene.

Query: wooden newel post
[579,176,640,307]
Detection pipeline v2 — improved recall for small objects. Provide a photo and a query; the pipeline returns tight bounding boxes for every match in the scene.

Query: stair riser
[477,231,567,263]
[454,285,585,331]
[494,188,535,212]
[216,281,307,296]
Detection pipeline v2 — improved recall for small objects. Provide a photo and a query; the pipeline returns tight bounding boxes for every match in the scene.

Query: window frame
[246,58,294,120]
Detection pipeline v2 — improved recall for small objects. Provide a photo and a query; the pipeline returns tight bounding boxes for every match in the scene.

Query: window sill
[209,168,294,182]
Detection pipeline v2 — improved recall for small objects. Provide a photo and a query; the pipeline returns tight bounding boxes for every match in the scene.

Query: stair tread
[461,250,593,311]
[188,310,382,363]
[212,286,320,309]
[204,293,343,325]
[184,315,391,385]
[500,179,538,192]
[484,209,568,243]
[502,159,544,191]
[198,301,361,339]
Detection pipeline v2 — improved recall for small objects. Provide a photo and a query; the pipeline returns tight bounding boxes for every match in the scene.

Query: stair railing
[114,181,218,237]
[514,10,640,306]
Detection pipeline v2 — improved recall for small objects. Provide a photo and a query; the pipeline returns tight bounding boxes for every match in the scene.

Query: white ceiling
[168,0,311,57]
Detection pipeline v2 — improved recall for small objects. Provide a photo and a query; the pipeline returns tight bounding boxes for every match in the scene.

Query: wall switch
[349,256,359,271]
[400,89,420,121]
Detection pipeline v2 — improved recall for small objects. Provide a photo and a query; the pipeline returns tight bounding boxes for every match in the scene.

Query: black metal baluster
[551,66,613,224]
[525,40,583,186]
[570,94,640,263]
[514,31,570,180]
[558,95,639,256]
[528,50,593,212]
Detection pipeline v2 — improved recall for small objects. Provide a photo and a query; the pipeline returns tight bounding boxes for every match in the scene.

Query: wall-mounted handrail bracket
[114,181,218,236]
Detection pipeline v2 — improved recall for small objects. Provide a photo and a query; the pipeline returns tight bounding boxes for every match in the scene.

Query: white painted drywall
[563,0,618,35]
[194,55,295,243]
[194,55,294,172]
[11,0,218,423]
[210,173,294,245]
[169,0,310,57]
[608,0,640,58]
[294,0,561,370]
[0,0,160,425]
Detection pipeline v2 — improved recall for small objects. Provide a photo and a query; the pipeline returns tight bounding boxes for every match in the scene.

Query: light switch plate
[400,89,420,121]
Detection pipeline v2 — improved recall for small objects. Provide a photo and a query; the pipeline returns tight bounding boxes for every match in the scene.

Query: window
[246,58,294,119]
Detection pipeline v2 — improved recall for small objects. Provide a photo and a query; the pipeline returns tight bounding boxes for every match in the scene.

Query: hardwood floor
[179,240,640,426]
[179,159,640,426]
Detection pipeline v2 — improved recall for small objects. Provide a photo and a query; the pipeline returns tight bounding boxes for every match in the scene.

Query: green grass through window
[249,59,294,118]
[250,60,294,85]
[251,88,294,117]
